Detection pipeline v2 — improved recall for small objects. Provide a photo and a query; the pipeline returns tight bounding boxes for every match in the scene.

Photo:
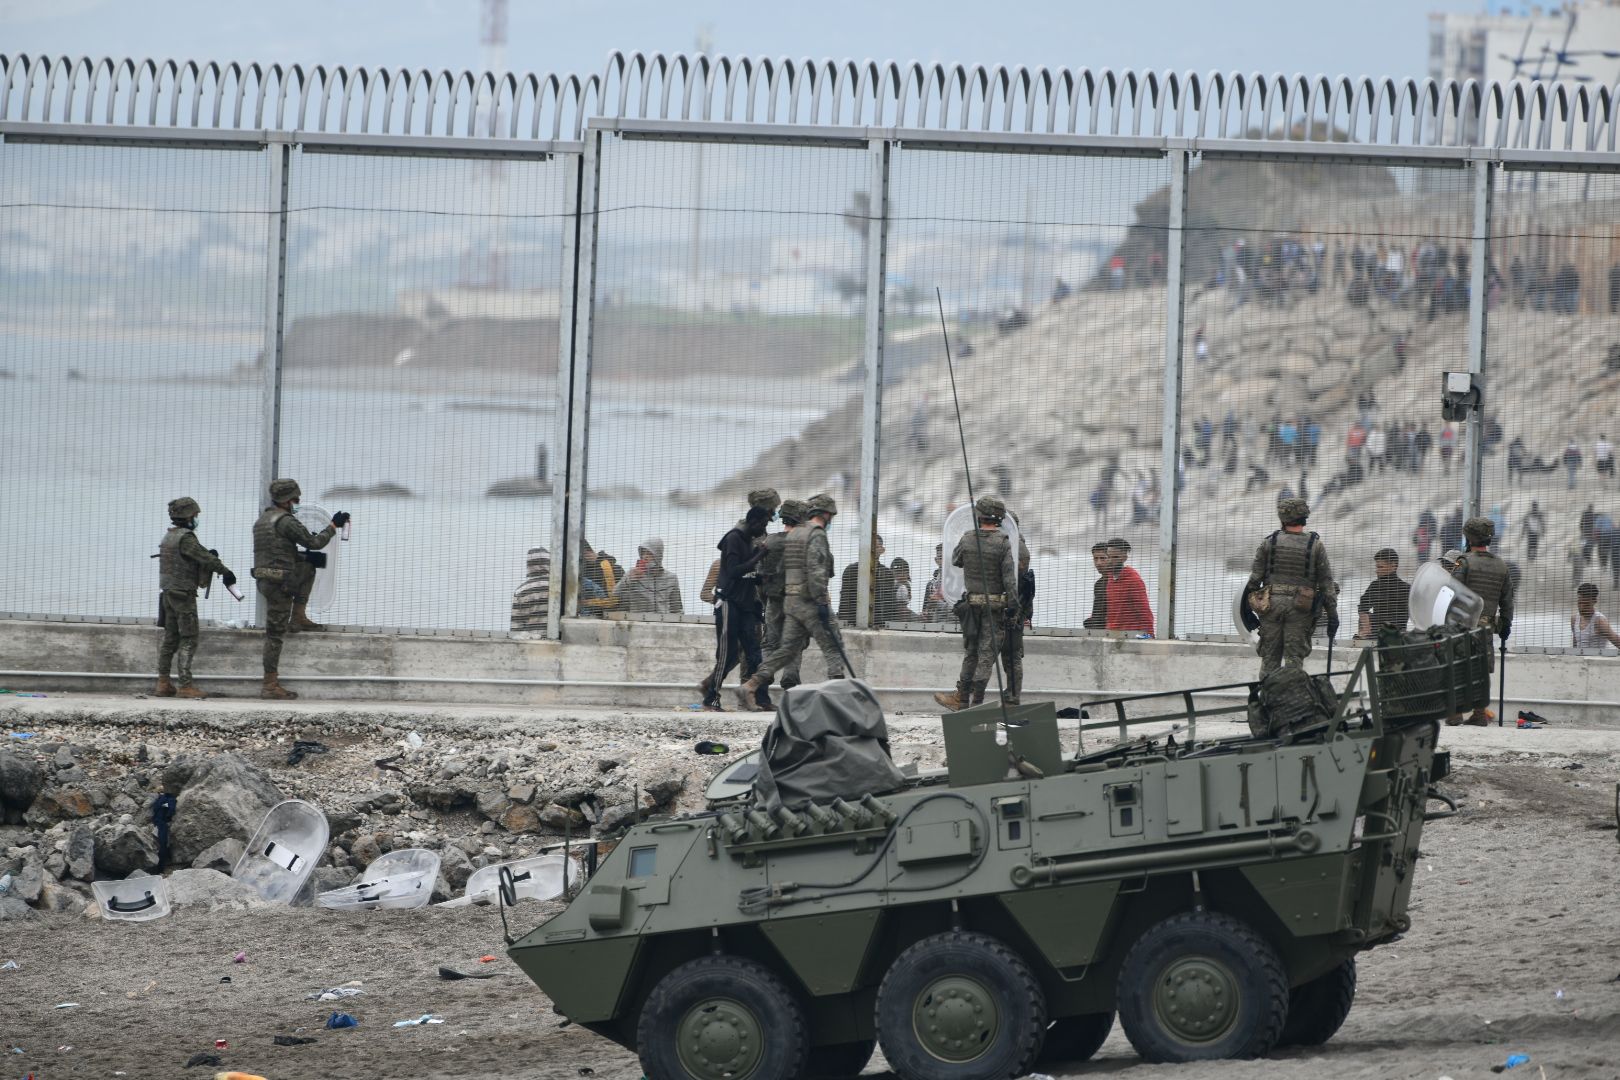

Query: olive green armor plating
[512,633,1472,1080]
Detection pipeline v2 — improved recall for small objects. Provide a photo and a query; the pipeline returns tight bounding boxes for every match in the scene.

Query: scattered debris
[1492,1053,1532,1073]
[1,960,17,970]
[325,1012,359,1029]
[393,1013,446,1027]
[438,966,499,981]
[287,740,329,766]
[306,984,364,1002]
[55,1002,79,1009]
[183,1053,222,1068]
[272,1035,317,1046]
[694,740,729,755]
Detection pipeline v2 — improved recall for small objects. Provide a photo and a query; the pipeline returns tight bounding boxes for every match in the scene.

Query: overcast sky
[3,0,1504,85]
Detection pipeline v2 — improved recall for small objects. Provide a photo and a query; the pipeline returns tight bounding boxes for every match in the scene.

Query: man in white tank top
[1572,583,1620,651]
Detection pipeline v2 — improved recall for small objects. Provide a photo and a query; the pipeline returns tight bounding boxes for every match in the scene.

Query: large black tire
[1037,1011,1114,1064]
[1115,911,1288,1063]
[1279,958,1356,1047]
[875,930,1047,1080]
[636,955,808,1080]
[805,1039,876,1078]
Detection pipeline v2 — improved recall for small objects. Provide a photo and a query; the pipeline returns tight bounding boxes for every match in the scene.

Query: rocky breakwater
[0,724,688,920]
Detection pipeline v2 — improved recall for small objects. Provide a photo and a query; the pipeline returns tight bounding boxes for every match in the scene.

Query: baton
[1498,639,1507,727]
[818,606,859,680]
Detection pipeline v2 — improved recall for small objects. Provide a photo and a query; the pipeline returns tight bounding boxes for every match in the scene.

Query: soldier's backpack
[1249,666,1337,739]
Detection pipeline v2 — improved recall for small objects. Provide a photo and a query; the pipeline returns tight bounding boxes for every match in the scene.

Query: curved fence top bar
[2,51,1616,153]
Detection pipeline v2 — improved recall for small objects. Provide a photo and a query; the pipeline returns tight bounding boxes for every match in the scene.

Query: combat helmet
[748,488,782,516]
[1463,515,1495,545]
[974,494,1007,523]
[1276,497,1309,525]
[806,493,838,519]
[778,498,809,526]
[167,496,200,521]
[268,478,302,503]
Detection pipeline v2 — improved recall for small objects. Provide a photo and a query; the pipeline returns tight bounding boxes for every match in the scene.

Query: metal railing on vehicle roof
[2,51,1617,152]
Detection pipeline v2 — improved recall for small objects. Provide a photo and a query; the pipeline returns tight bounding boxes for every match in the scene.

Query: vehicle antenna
[935,287,1015,730]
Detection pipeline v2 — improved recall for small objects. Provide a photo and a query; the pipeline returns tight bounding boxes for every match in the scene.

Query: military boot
[970,684,986,706]
[153,676,177,698]
[734,674,768,712]
[260,673,299,700]
[1464,709,1492,727]
[933,682,970,712]
[176,685,208,700]
[290,603,326,633]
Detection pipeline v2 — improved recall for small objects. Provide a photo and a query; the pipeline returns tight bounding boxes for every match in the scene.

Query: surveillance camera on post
[1441,371,1482,422]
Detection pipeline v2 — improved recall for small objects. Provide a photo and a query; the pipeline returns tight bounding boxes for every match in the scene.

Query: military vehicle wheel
[1116,912,1288,1062]
[875,930,1046,1080]
[1037,1011,1114,1064]
[1279,958,1356,1046]
[636,955,807,1080]
[804,1039,876,1078]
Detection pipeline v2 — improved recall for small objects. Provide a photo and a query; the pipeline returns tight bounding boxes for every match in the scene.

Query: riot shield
[293,502,341,613]
[1409,561,1484,631]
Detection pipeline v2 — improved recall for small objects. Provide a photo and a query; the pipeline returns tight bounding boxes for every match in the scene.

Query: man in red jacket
[1105,538,1154,636]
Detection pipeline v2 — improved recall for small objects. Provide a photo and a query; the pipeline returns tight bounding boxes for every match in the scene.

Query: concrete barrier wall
[1,619,1615,727]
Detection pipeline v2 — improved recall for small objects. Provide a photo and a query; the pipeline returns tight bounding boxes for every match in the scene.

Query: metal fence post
[856,137,892,630]
[1463,155,1493,519]
[1157,145,1191,640]
[561,129,604,623]
[256,135,292,630]
[546,149,585,639]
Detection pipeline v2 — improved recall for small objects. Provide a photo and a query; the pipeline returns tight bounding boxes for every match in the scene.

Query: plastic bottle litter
[0,875,10,895]
[1554,988,1565,1000]
[55,1002,79,1009]
[215,1073,269,1080]
[325,1012,359,1029]
[1,959,17,970]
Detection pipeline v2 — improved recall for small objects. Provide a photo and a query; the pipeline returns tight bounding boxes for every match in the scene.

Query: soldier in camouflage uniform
[987,525,1034,706]
[1447,515,1515,726]
[154,497,235,700]
[252,479,349,700]
[1243,497,1339,679]
[935,495,1019,712]
[737,493,844,709]
[759,499,808,689]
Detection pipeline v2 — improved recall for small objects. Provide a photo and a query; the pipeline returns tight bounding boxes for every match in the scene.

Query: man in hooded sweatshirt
[703,506,771,710]
[613,538,683,614]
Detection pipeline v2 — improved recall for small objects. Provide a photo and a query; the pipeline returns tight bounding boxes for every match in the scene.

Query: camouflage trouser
[1256,604,1315,677]
[956,602,1007,686]
[999,619,1024,702]
[763,595,802,687]
[158,590,200,686]
[258,578,296,673]
[289,561,316,604]
[758,596,844,682]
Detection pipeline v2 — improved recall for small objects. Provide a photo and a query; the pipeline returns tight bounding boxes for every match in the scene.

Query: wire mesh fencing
[1483,169,1620,650]
[276,149,571,634]
[578,135,867,631]
[1173,157,1475,643]
[875,149,1171,637]
[0,142,271,623]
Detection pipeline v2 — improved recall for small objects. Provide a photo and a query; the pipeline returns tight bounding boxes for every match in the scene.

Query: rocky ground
[2,691,1619,1078]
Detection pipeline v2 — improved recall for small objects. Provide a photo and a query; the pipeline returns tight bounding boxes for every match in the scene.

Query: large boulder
[64,826,95,881]
[0,895,35,921]
[190,837,246,875]
[169,754,286,866]
[23,786,94,827]
[166,867,264,907]
[0,752,43,824]
[94,820,160,878]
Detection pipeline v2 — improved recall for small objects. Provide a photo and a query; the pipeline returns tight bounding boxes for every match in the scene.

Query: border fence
[3,53,1619,653]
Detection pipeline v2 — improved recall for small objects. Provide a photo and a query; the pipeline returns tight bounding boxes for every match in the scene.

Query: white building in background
[1428,2,1620,91]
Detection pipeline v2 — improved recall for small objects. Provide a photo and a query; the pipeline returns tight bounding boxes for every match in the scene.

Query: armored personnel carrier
[510,629,1483,1080]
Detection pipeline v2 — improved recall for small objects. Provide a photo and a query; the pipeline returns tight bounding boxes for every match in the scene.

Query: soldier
[988,516,1034,706]
[934,495,1019,712]
[759,499,808,689]
[252,479,349,700]
[736,493,844,709]
[1243,497,1338,678]
[1447,516,1515,726]
[154,497,235,699]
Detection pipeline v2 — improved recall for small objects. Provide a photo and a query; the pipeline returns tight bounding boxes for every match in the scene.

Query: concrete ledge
[0,618,1616,725]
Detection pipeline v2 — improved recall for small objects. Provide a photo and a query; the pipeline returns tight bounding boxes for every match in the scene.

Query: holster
[1247,586,1272,615]
[302,550,328,569]
[156,595,166,628]
[1293,585,1317,612]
